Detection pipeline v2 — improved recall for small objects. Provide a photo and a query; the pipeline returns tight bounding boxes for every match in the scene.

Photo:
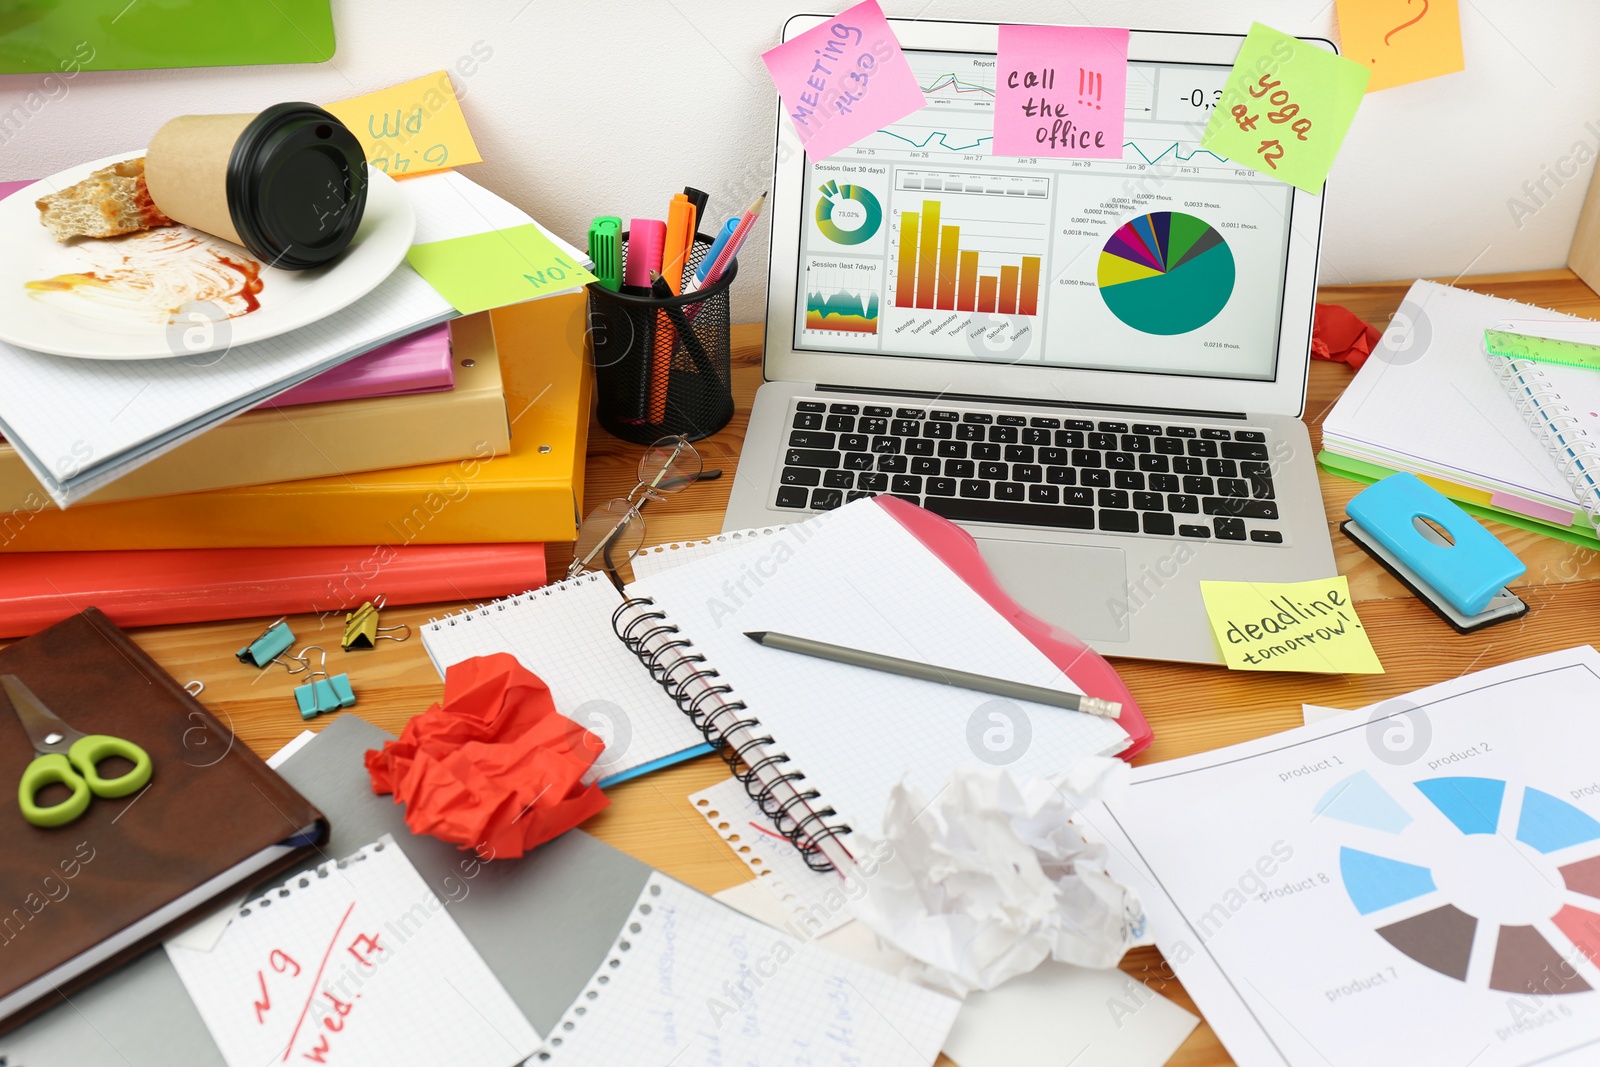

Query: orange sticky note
[1335,0,1464,91]
[326,71,484,177]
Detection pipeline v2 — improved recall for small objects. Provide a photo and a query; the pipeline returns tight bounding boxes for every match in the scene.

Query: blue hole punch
[1343,473,1527,632]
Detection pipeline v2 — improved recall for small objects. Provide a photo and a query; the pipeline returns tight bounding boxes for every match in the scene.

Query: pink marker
[624,218,666,295]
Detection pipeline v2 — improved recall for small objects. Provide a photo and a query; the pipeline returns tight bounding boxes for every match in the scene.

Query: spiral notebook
[1322,279,1600,540]
[424,498,1131,868]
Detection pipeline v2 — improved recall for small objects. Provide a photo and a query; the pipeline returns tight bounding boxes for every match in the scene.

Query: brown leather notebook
[0,608,327,1032]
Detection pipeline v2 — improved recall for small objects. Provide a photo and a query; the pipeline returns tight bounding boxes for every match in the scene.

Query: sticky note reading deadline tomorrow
[1199,23,1369,195]
[993,24,1128,158]
[1335,0,1464,92]
[1200,576,1383,674]
[761,0,927,162]
[406,225,595,316]
[326,71,483,178]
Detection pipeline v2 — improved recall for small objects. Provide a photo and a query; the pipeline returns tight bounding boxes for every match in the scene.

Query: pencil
[650,271,720,381]
[744,631,1123,719]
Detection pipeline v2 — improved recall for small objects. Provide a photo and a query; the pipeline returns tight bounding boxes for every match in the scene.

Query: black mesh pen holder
[587,232,737,445]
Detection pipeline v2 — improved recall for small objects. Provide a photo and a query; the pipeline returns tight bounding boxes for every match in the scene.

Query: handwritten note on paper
[994,24,1129,158]
[326,72,484,177]
[406,224,596,315]
[1200,576,1383,674]
[1200,23,1370,194]
[1335,0,1464,91]
[165,837,540,1067]
[761,0,927,161]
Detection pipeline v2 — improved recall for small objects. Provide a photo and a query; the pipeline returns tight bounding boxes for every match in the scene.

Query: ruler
[1484,328,1600,371]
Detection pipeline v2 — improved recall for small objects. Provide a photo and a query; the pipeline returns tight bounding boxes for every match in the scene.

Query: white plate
[0,152,415,359]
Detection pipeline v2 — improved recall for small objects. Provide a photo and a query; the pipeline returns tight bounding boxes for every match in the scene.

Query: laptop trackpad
[973,538,1129,643]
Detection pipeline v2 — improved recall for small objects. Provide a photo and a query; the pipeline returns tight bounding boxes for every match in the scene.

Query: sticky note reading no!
[1200,576,1383,674]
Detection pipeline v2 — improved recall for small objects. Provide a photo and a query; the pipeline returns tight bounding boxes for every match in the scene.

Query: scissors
[3,674,153,828]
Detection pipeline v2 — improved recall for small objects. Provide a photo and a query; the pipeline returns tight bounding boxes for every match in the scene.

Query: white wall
[3,0,1597,322]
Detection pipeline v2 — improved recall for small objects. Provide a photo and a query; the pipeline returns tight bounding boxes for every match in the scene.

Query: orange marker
[660,194,696,295]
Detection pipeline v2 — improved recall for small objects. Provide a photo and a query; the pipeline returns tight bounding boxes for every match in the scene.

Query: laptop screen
[790,49,1297,383]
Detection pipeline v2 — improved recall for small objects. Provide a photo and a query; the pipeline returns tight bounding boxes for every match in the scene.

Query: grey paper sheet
[2,715,652,1065]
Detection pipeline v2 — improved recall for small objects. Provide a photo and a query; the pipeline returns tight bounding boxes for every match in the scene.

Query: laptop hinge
[811,384,1248,421]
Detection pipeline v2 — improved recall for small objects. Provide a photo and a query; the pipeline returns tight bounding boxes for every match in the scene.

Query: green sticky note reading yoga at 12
[1200,23,1370,195]
[0,0,335,74]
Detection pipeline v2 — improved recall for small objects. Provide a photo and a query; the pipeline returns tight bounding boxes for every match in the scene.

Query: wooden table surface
[117,268,1600,1066]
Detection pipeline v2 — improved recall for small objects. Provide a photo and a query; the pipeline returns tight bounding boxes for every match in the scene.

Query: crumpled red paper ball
[365,652,609,858]
[1312,302,1382,371]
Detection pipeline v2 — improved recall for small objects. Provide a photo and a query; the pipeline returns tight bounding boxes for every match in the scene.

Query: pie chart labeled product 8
[1097,212,1235,336]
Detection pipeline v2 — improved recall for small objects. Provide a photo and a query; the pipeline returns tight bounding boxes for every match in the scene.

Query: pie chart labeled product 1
[815,180,883,245]
[1097,212,1235,335]
[1318,771,1600,994]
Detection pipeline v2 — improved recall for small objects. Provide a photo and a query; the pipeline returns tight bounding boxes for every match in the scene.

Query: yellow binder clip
[340,596,411,651]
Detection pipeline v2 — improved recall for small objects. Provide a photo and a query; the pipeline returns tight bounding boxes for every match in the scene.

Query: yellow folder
[0,295,590,551]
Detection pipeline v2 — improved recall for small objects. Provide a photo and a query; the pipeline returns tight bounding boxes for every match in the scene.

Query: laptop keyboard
[773,400,1286,544]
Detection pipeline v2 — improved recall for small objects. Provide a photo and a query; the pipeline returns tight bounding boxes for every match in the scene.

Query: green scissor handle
[17,735,152,828]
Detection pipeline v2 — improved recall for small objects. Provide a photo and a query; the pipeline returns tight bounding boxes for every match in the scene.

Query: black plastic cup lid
[225,102,369,271]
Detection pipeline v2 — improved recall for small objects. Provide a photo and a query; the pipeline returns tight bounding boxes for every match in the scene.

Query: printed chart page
[1091,648,1600,1067]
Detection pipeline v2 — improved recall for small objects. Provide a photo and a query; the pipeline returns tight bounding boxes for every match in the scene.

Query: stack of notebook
[1320,279,1600,547]
[0,172,593,634]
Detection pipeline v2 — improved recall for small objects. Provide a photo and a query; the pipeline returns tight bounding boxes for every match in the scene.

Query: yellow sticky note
[1335,0,1464,91]
[326,71,483,178]
[1200,23,1370,194]
[1200,576,1383,674]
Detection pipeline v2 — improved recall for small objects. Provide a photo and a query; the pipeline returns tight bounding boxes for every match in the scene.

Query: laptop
[723,19,1338,664]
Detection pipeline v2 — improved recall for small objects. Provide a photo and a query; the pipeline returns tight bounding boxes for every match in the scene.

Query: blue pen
[695,218,741,283]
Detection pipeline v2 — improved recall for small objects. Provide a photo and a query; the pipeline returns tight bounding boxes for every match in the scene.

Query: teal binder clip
[1343,473,1527,632]
[289,646,356,719]
[237,618,295,668]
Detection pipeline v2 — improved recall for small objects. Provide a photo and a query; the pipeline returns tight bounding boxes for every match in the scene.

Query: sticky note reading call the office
[761,0,927,161]
[327,71,484,178]
[406,225,595,315]
[994,24,1128,158]
[1200,576,1383,674]
[1334,0,1464,92]
[1199,23,1369,194]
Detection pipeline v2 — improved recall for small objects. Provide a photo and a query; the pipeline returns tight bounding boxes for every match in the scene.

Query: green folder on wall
[0,0,334,74]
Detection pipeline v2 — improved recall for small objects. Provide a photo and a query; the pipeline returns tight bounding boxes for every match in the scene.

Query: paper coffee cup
[145,103,368,270]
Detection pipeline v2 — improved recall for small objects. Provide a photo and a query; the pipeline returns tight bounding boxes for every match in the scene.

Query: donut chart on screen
[1319,772,1600,994]
[1097,211,1235,335]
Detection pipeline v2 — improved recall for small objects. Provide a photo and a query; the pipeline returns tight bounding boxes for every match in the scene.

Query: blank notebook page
[628,499,1130,838]
[165,836,539,1067]
[535,873,959,1066]
[421,573,706,782]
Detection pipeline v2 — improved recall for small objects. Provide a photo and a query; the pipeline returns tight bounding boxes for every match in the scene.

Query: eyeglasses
[568,436,719,583]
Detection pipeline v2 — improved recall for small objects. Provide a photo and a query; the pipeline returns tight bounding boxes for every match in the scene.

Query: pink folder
[264,323,455,408]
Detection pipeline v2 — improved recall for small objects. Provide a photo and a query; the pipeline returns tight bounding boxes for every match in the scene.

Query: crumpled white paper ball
[848,759,1145,996]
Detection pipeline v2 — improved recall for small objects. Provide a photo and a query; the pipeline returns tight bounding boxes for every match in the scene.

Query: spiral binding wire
[1488,353,1600,528]
[611,596,852,872]
[423,572,610,630]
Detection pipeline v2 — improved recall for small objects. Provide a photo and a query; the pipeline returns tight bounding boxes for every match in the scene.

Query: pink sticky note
[761,0,927,161]
[994,24,1129,158]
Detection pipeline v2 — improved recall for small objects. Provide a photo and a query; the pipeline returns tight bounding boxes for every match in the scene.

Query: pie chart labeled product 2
[1097,211,1235,335]
[1318,771,1600,994]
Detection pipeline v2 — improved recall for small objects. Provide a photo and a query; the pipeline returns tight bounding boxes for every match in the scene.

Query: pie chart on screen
[1097,211,1235,335]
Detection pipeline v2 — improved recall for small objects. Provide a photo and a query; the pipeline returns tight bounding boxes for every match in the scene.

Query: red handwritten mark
[280,902,356,1063]
[302,1033,331,1064]
[253,971,273,1025]
[1384,0,1430,46]
[747,820,791,844]
[271,949,302,978]
[345,932,385,968]
[319,992,355,1033]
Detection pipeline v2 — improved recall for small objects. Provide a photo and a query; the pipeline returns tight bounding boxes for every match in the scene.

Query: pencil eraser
[626,219,667,290]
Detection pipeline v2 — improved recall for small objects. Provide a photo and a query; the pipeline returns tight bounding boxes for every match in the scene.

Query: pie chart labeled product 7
[1097,212,1236,336]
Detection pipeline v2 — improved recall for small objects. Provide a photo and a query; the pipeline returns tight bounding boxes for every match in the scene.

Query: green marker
[1484,328,1600,372]
[587,216,623,292]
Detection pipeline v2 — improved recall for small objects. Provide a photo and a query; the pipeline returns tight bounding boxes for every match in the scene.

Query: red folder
[0,543,547,637]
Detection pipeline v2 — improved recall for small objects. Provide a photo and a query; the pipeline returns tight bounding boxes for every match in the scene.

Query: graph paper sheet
[690,776,855,937]
[628,499,1130,839]
[165,835,539,1067]
[630,526,788,581]
[533,872,959,1067]
[421,572,708,785]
